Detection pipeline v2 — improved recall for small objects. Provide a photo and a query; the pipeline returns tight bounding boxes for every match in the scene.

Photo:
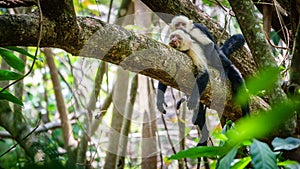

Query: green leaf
[169,146,226,160]
[277,160,300,169]
[0,48,25,72]
[0,70,23,80]
[246,67,280,95]
[3,46,35,59]
[217,146,238,169]
[250,139,278,169]
[0,88,23,105]
[231,157,251,169]
[225,100,297,148]
[272,137,300,151]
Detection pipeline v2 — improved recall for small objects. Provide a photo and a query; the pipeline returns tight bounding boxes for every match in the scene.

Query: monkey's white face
[169,33,182,48]
[170,16,193,32]
[174,20,187,30]
[168,30,192,51]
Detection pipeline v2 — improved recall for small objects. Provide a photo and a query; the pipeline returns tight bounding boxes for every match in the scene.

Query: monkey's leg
[220,34,245,58]
[192,103,209,146]
[187,70,209,110]
[193,103,210,169]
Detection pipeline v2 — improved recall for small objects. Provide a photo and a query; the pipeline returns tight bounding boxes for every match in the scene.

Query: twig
[161,114,177,154]
[0,119,41,158]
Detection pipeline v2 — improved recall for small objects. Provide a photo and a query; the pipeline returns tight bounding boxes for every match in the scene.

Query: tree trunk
[117,74,138,169]
[140,76,157,169]
[44,48,77,167]
[103,68,129,169]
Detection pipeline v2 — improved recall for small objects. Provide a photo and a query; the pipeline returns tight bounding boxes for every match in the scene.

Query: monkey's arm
[187,70,209,110]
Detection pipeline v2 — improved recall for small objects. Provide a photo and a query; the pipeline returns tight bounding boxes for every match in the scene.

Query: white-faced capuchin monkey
[156,15,250,146]
[168,29,210,111]
[170,15,249,116]
[166,29,210,146]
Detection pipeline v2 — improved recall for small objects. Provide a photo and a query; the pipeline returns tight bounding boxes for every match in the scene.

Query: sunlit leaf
[0,48,25,72]
[231,157,251,169]
[272,137,300,151]
[225,100,297,147]
[169,146,226,160]
[3,46,35,59]
[163,157,172,165]
[0,88,23,105]
[217,146,238,169]
[277,160,300,169]
[245,67,280,95]
[211,131,228,142]
[0,70,23,80]
[250,139,278,169]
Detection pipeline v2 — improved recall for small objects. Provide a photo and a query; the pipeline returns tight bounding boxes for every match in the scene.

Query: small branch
[0,119,77,139]
[0,119,40,158]
[161,114,177,155]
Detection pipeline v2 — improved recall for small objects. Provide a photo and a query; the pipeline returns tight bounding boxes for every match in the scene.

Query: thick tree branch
[0,12,265,121]
[0,14,197,92]
[0,0,36,8]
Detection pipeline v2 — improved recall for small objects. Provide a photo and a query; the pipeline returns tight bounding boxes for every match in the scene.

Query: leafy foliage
[168,67,300,168]
[272,137,300,151]
[0,46,34,105]
[0,70,23,80]
[250,139,278,169]
[0,87,23,105]
[217,146,238,169]
[0,48,25,72]
[231,157,251,169]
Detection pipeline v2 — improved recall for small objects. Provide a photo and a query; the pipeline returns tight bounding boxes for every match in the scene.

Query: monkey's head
[168,30,192,51]
[170,15,193,32]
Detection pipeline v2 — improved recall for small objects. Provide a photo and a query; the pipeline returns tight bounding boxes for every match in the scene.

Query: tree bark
[228,0,296,136]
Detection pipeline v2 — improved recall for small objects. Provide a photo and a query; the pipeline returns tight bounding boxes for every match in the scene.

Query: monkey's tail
[220,34,245,58]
